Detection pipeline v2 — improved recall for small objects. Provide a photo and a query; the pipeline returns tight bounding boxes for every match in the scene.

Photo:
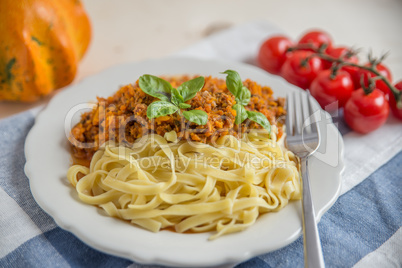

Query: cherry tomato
[280,51,324,90]
[310,70,354,110]
[325,47,359,78]
[298,30,333,51]
[389,81,402,120]
[344,88,389,133]
[357,63,393,98]
[258,36,293,75]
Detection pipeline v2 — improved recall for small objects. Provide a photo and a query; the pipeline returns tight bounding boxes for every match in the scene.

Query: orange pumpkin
[0,0,91,102]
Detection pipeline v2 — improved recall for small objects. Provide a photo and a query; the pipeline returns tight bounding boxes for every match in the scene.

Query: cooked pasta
[67,126,301,240]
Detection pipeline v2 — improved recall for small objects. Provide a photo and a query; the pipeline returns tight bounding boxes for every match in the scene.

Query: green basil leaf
[222,70,243,98]
[178,103,191,109]
[233,104,248,125]
[147,101,178,119]
[236,86,251,106]
[171,87,184,106]
[246,110,271,133]
[139,75,172,102]
[182,110,208,125]
[177,76,205,102]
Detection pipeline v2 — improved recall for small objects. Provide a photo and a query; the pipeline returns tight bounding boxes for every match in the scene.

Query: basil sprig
[139,75,208,125]
[222,70,271,133]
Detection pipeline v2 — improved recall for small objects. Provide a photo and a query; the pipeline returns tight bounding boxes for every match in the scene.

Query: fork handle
[301,157,325,268]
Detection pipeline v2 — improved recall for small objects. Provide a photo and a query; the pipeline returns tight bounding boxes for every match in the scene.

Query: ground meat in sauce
[69,75,286,161]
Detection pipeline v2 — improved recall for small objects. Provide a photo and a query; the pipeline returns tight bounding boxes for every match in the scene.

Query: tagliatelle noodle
[67,127,301,240]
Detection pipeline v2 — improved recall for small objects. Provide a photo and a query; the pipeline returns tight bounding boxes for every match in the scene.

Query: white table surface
[1,0,401,119]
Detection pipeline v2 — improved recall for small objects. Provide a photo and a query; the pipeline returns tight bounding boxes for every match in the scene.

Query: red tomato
[298,30,333,51]
[325,47,359,76]
[389,81,402,120]
[357,63,393,97]
[310,70,354,110]
[258,36,293,75]
[344,88,389,133]
[280,51,324,90]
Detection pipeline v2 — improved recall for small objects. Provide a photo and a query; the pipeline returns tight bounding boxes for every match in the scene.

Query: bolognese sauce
[69,75,285,163]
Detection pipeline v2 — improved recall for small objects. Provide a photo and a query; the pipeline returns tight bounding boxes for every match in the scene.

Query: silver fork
[285,91,325,268]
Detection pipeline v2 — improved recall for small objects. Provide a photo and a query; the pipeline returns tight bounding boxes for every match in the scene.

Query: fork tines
[286,91,318,137]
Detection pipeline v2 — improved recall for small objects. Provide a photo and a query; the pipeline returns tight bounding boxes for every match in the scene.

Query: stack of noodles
[67,127,301,240]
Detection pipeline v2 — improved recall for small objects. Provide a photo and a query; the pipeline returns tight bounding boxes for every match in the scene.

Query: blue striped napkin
[1,21,401,268]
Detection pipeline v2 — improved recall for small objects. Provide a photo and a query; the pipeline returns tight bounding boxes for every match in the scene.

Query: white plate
[25,57,344,267]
